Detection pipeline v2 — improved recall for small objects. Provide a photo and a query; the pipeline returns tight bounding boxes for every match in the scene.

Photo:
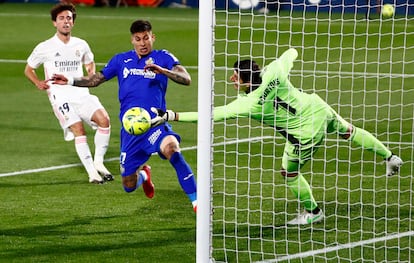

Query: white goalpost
[197,0,414,262]
[196,0,213,262]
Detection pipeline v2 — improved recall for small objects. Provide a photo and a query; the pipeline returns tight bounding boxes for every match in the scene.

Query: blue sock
[123,186,136,193]
[169,152,197,202]
[188,192,197,204]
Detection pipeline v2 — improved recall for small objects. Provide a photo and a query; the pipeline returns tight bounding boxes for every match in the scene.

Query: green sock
[350,127,392,159]
[286,174,318,212]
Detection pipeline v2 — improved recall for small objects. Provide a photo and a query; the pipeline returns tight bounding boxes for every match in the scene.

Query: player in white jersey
[24,3,113,184]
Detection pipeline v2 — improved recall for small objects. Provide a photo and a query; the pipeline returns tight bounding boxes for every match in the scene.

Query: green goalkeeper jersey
[179,48,332,145]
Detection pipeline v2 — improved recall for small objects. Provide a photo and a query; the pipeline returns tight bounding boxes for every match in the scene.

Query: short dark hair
[130,20,152,34]
[233,60,262,92]
[50,3,76,22]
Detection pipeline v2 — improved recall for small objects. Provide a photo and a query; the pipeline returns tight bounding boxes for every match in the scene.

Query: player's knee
[96,116,110,128]
[161,139,180,160]
[341,125,353,140]
[92,109,110,128]
[122,174,137,192]
[99,119,110,128]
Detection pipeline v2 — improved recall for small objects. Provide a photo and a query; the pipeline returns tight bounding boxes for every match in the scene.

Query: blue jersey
[101,49,180,120]
[100,49,182,176]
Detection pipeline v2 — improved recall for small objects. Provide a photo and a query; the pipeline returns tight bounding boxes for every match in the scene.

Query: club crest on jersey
[75,50,81,57]
[145,57,154,65]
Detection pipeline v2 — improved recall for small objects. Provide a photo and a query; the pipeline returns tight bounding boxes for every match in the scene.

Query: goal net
[198,0,414,262]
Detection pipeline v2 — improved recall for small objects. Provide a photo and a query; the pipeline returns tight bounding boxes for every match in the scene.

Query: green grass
[0,3,413,263]
[0,4,199,263]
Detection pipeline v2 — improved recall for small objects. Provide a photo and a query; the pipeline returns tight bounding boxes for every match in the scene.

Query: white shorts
[50,94,104,141]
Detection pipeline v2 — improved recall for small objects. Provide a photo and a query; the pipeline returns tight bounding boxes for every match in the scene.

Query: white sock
[139,169,148,181]
[75,136,96,176]
[94,126,110,164]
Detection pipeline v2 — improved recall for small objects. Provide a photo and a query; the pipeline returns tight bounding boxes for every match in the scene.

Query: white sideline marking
[254,230,414,263]
[0,137,267,178]
[0,134,407,178]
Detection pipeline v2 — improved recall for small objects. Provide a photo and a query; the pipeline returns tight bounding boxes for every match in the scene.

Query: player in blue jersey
[151,48,403,224]
[53,20,197,212]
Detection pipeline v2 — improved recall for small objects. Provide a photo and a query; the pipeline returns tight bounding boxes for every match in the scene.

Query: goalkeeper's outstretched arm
[150,100,253,127]
[150,107,199,126]
[149,48,299,127]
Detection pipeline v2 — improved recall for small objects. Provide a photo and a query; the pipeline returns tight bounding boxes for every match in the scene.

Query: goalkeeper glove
[150,107,177,127]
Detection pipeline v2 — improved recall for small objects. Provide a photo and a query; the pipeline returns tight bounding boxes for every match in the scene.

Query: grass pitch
[0,4,198,263]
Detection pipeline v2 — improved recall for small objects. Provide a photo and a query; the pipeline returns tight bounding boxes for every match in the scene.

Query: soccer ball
[381,4,394,18]
[122,107,151,135]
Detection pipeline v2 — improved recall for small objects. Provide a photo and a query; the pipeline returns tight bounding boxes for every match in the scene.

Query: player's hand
[144,64,165,74]
[36,79,50,90]
[150,107,176,127]
[51,74,73,85]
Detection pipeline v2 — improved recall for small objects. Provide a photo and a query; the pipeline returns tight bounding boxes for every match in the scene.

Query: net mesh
[210,1,414,262]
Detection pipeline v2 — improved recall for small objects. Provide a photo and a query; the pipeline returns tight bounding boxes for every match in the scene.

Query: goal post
[197,0,414,262]
[196,0,213,262]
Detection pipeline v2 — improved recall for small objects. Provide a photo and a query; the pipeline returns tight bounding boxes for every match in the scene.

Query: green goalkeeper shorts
[281,103,351,173]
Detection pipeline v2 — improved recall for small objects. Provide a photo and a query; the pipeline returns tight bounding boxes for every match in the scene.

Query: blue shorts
[119,123,181,176]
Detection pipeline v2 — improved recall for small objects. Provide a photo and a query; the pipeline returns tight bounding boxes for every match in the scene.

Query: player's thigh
[120,146,150,177]
[150,123,181,160]
[326,109,351,135]
[52,100,82,130]
[91,108,110,128]
[77,95,106,128]
[119,127,160,177]
[119,124,182,176]
[281,143,319,173]
[159,135,180,160]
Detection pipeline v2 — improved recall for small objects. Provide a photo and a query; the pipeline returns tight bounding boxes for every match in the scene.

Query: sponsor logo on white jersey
[54,60,81,73]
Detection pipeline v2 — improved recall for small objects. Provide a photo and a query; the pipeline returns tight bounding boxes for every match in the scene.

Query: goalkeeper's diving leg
[329,112,403,177]
[281,156,325,225]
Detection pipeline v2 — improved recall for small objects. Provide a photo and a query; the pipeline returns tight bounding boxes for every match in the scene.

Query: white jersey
[27,34,94,102]
[27,34,104,141]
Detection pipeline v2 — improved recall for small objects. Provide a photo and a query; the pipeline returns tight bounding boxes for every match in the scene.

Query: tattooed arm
[52,72,107,88]
[143,64,191,86]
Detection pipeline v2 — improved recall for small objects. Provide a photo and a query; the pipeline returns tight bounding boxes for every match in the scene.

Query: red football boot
[141,165,154,199]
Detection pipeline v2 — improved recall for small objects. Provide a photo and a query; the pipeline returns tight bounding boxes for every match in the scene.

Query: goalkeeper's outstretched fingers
[150,107,177,127]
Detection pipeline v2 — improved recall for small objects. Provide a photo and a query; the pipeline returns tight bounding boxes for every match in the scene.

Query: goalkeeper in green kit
[151,48,403,225]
